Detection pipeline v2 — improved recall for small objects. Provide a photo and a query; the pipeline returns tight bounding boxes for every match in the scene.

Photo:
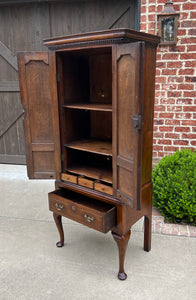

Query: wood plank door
[17,52,61,179]
[113,42,145,209]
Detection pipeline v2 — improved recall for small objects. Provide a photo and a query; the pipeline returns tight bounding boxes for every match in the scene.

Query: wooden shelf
[65,139,112,156]
[67,165,112,184]
[63,103,112,112]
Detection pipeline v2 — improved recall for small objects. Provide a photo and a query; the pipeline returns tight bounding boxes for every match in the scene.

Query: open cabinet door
[18,52,61,179]
[113,42,144,209]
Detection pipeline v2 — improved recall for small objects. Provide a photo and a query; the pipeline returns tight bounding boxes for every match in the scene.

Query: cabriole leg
[112,230,131,280]
[144,214,152,252]
[53,213,64,247]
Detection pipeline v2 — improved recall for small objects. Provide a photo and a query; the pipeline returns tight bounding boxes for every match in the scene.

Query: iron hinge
[133,114,142,131]
[61,154,64,161]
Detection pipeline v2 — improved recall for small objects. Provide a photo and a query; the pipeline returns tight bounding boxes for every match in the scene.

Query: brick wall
[140,0,196,163]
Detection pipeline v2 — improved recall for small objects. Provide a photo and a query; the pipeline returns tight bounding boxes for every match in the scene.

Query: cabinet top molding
[44,28,160,50]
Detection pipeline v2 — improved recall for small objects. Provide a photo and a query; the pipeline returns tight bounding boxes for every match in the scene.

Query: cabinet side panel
[142,47,157,185]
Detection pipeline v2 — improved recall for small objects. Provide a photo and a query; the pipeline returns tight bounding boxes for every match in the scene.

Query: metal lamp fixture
[157,0,180,45]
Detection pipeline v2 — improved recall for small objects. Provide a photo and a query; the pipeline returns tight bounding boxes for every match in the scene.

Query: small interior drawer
[48,189,116,233]
[78,177,94,189]
[94,182,113,195]
[61,173,77,184]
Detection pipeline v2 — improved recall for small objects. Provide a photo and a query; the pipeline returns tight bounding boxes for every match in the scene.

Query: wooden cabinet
[18,29,160,280]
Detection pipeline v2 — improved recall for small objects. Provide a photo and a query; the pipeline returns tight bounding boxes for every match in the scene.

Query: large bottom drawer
[48,189,116,233]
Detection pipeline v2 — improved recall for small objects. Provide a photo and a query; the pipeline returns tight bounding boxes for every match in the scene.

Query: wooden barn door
[0,0,139,164]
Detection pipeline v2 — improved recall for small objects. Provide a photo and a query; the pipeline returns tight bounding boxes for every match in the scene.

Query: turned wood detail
[144,214,152,252]
[112,230,131,280]
[53,213,64,247]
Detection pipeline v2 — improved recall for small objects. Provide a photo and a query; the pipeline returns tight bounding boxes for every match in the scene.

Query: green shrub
[152,149,196,225]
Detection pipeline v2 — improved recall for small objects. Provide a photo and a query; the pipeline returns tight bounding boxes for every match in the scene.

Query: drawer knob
[55,203,64,211]
[72,205,76,211]
[84,214,94,223]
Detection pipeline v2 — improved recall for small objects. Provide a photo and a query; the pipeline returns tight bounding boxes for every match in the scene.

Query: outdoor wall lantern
[157,0,179,45]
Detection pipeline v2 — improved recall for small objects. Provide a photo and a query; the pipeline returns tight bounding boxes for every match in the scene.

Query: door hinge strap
[133,114,142,131]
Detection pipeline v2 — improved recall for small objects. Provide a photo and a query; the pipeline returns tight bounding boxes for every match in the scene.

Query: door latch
[133,114,142,131]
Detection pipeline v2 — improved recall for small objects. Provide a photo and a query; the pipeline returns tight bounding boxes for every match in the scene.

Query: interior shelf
[67,164,112,184]
[63,103,112,112]
[65,139,112,156]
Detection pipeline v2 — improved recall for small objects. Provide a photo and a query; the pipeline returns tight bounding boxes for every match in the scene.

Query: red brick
[189,226,196,238]
[156,70,161,76]
[155,105,165,112]
[179,225,189,237]
[162,53,179,60]
[159,113,174,119]
[160,98,175,105]
[181,20,196,28]
[171,224,179,236]
[165,133,180,139]
[153,132,164,138]
[187,45,196,52]
[182,120,196,126]
[158,139,172,145]
[169,45,186,52]
[156,61,166,68]
[185,76,196,83]
[153,145,164,151]
[181,53,196,60]
[149,5,156,12]
[183,3,196,11]
[181,37,196,44]
[175,127,190,132]
[165,119,180,125]
[176,113,192,119]
[193,127,196,133]
[155,119,164,125]
[178,84,194,90]
[167,61,183,68]
[157,5,164,13]
[168,76,183,83]
[164,146,179,152]
[188,29,196,35]
[140,6,146,13]
[177,29,187,36]
[173,140,189,146]
[167,91,182,97]
[156,77,167,84]
[140,24,146,31]
[190,11,196,19]
[162,224,171,235]
[148,14,155,21]
[185,61,196,67]
[167,106,182,112]
[182,133,196,139]
[190,141,196,146]
[176,98,193,105]
[141,15,146,22]
[141,0,146,4]
[179,69,194,75]
[183,91,196,97]
[159,126,174,132]
[149,22,155,30]
[157,151,166,158]
[162,69,177,75]
[183,106,196,112]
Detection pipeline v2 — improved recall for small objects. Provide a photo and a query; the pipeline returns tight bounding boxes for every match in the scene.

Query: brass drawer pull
[55,203,64,211]
[84,214,94,223]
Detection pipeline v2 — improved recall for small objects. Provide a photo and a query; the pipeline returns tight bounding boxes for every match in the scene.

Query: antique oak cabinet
[18,29,160,280]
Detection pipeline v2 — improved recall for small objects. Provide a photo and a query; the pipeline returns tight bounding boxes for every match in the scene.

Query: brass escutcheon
[55,203,64,211]
[84,214,94,223]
